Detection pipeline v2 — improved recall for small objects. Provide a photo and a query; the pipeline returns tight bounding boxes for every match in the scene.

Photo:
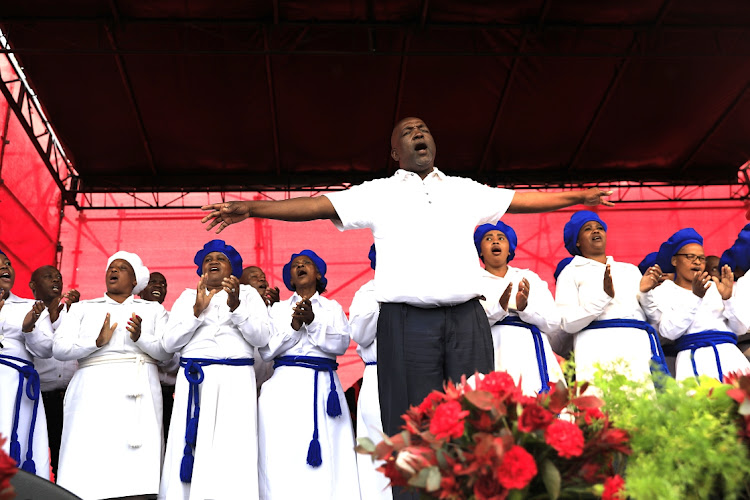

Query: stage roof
[2,1,750,195]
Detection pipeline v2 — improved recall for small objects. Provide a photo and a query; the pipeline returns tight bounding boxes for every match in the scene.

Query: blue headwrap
[282,250,328,292]
[720,248,736,271]
[194,240,243,278]
[638,252,659,275]
[654,228,703,273]
[563,211,608,257]
[473,221,518,263]
[368,244,376,270]
[726,224,750,272]
[554,257,574,282]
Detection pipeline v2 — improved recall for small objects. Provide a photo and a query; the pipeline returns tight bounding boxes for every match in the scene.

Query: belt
[0,354,40,473]
[586,319,671,378]
[273,355,341,468]
[495,317,551,393]
[674,330,737,381]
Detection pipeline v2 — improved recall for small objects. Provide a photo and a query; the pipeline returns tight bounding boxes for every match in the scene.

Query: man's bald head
[29,265,62,304]
[390,117,436,178]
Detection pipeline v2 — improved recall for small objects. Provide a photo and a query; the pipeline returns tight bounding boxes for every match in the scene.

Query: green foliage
[593,369,750,500]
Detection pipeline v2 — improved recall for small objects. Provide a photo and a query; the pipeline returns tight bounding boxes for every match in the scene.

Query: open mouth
[151,290,162,297]
[209,265,220,273]
[51,285,60,292]
[491,247,503,255]
[0,272,10,280]
[414,142,428,152]
[297,269,308,277]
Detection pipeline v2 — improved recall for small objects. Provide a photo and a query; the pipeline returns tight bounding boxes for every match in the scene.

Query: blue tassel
[185,416,199,446]
[180,447,194,483]
[9,440,20,465]
[21,459,35,474]
[326,388,342,417]
[306,438,322,468]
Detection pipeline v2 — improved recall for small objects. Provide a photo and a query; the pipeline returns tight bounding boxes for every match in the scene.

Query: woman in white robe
[350,245,392,500]
[555,211,668,385]
[53,251,170,500]
[474,222,565,395]
[160,240,270,500]
[652,228,750,381]
[258,250,360,500]
[0,249,52,480]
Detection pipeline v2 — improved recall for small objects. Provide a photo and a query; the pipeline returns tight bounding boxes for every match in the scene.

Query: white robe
[349,280,392,500]
[0,292,52,480]
[258,292,360,500]
[53,294,170,500]
[159,285,270,500]
[653,280,750,381]
[479,267,565,395]
[555,256,660,384]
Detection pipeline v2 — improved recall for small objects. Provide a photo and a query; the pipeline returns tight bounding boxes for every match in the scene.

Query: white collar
[393,167,446,182]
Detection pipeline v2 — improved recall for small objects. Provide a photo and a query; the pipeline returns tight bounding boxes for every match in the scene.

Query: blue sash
[0,354,40,473]
[674,330,737,381]
[495,317,551,393]
[178,357,255,483]
[586,319,671,377]
[364,361,377,366]
[273,355,342,468]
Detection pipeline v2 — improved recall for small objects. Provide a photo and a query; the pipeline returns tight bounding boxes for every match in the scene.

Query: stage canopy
[1,0,750,203]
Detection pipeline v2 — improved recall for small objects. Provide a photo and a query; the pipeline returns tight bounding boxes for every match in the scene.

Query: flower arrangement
[0,435,17,500]
[357,371,630,499]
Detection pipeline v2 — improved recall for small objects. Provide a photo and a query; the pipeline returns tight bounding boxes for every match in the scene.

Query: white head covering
[106,251,150,295]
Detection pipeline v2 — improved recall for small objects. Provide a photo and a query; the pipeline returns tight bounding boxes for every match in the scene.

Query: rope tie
[586,319,672,378]
[674,330,737,381]
[0,354,40,473]
[495,317,551,393]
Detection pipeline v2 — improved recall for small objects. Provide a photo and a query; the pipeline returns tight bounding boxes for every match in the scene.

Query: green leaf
[426,466,442,492]
[541,458,561,500]
[355,437,376,454]
[464,390,497,411]
[407,467,430,489]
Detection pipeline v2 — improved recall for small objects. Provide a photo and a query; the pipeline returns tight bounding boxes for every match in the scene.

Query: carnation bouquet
[0,435,17,500]
[357,371,630,499]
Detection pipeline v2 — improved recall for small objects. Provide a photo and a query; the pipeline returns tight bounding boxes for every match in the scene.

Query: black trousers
[376,298,494,436]
[41,389,65,477]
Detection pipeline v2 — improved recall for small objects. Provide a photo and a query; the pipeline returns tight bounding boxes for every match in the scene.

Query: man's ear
[391,148,399,161]
[28,281,36,293]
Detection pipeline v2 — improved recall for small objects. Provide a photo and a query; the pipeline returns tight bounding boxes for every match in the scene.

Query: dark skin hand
[639,264,664,293]
[264,286,281,307]
[516,278,530,312]
[127,313,142,342]
[95,313,118,348]
[603,264,615,298]
[291,298,315,331]
[194,274,219,317]
[499,283,513,312]
[713,265,734,300]
[21,301,45,333]
[221,275,241,312]
[691,271,712,298]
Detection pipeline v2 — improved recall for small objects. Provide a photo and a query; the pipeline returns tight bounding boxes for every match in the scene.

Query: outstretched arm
[201,196,339,233]
[507,187,614,214]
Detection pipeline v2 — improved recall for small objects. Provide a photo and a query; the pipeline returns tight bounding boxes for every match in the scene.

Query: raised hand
[201,201,251,234]
[265,286,280,307]
[291,298,314,331]
[62,289,80,308]
[49,296,65,323]
[691,271,712,298]
[603,264,615,298]
[22,300,46,333]
[640,264,664,293]
[193,274,218,317]
[516,278,530,311]
[222,275,241,311]
[499,283,513,312]
[582,187,615,207]
[127,313,142,342]
[713,264,734,300]
[95,313,118,347]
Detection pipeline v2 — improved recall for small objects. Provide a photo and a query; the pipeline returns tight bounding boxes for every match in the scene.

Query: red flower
[583,407,605,425]
[418,391,446,414]
[0,435,17,491]
[473,472,507,500]
[602,474,626,500]
[545,419,584,458]
[518,404,555,433]
[496,445,538,490]
[430,401,470,440]
[476,371,518,400]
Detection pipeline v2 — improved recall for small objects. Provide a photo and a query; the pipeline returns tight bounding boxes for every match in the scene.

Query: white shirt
[349,279,378,363]
[163,284,270,358]
[34,307,77,391]
[0,292,53,361]
[260,292,351,361]
[325,168,515,306]
[555,256,655,333]
[53,294,170,362]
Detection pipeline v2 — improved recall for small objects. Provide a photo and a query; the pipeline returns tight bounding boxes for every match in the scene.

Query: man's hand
[603,264,615,298]
[62,289,80,309]
[222,276,241,312]
[193,274,218,317]
[201,201,252,234]
[22,301,45,333]
[96,313,118,347]
[265,286,280,307]
[49,296,65,324]
[583,187,615,207]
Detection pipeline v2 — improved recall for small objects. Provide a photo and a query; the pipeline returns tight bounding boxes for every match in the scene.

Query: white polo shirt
[325,168,515,307]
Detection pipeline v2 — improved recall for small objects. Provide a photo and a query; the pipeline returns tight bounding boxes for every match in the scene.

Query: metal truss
[0,28,80,208]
